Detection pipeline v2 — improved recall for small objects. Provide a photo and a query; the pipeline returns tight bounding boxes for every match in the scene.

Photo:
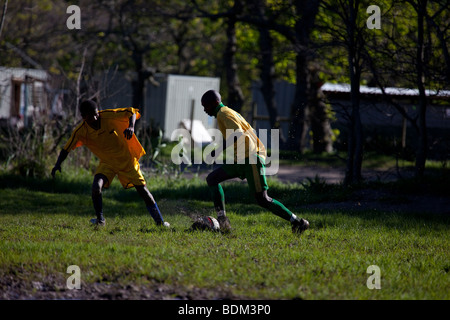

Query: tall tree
[320,0,367,184]
[287,0,321,153]
[237,0,326,152]
[191,0,246,112]
[115,1,156,111]
[363,0,449,178]
[0,0,7,40]
[408,0,428,177]
[247,0,282,133]
[223,0,245,112]
[308,63,334,153]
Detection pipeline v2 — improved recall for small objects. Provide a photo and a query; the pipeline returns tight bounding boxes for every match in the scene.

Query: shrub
[0,117,75,178]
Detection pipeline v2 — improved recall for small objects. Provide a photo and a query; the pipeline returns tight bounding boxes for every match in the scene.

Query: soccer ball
[206,216,220,231]
[191,216,220,231]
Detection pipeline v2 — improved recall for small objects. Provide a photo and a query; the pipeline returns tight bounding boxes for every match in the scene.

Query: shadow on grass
[0,173,93,195]
[2,170,449,228]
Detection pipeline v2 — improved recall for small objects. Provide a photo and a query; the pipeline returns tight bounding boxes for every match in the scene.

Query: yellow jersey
[63,108,146,170]
[216,106,266,161]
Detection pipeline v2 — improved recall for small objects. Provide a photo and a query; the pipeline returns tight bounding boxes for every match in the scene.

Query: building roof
[0,66,49,82]
[321,83,450,100]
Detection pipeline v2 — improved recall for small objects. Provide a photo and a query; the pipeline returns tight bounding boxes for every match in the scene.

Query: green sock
[267,199,295,222]
[209,184,225,212]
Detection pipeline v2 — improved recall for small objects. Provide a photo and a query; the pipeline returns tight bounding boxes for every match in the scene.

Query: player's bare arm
[51,149,69,178]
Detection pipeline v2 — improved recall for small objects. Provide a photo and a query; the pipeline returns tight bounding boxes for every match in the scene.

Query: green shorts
[221,154,269,194]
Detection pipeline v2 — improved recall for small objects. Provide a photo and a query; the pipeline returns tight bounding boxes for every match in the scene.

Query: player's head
[79,100,99,123]
[201,90,221,116]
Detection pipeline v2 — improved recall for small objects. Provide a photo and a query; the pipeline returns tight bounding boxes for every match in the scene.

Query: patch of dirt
[0,273,248,300]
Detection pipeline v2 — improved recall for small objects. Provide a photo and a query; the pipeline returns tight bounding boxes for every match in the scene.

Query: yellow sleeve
[63,123,84,152]
[100,107,141,120]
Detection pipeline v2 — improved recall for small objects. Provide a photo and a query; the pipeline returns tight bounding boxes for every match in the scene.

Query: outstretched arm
[51,149,69,178]
[123,113,136,140]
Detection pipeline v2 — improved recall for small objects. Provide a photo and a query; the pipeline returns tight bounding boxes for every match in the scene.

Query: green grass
[0,168,449,300]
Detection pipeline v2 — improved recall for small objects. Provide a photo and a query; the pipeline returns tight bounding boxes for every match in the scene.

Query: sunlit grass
[0,168,449,300]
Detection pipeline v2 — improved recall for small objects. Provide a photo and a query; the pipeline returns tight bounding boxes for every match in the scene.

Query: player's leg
[118,160,169,227]
[135,185,169,227]
[254,191,309,234]
[247,156,309,234]
[246,163,295,220]
[206,167,231,215]
[91,173,108,225]
[254,190,291,220]
[206,166,235,231]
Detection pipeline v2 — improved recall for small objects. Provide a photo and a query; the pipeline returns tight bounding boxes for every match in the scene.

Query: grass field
[0,166,449,300]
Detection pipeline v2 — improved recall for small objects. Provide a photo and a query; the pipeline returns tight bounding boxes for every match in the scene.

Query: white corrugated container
[100,72,220,140]
[145,74,220,140]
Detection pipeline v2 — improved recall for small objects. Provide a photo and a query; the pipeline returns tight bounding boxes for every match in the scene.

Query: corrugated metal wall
[0,70,10,118]
[144,74,168,129]
[100,72,220,140]
[163,74,220,140]
[252,80,450,131]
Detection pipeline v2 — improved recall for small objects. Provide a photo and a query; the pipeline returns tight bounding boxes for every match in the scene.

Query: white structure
[252,80,450,134]
[178,119,213,147]
[145,74,220,140]
[0,67,49,127]
[100,73,220,140]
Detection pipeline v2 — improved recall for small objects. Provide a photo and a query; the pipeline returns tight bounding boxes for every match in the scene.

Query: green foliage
[2,0,448,93]
[1,0,448,185]
[0,121,56,178]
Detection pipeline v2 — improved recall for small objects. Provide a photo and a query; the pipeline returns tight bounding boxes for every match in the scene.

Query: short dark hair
[201,90,221,106]
[79,100,98,117]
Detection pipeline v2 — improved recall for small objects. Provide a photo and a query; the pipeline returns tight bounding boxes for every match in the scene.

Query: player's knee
[136,185,155,205]
[206,172,217,186]
[255,192,272,208]
[92,174,106,197]
[92,184,102,197]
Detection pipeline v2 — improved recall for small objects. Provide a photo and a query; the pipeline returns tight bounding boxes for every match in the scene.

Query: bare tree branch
[0,0,7,40]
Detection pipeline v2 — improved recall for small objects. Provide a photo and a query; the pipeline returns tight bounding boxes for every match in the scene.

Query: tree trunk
[249,0,282,138]
[224,17,244,113]
[308,65,333,153]
[344,0,363,185]
[415,0,428,178]
[287,53,309,152]
[286,0,320,152]
[132,51,145,110]
[258,22,281,132]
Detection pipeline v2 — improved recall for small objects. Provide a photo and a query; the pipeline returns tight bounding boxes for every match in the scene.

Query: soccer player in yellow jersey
[51,100,169,227]
[201,90,309,234]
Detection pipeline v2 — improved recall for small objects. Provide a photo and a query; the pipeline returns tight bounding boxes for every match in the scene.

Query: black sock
[92,193,104,221]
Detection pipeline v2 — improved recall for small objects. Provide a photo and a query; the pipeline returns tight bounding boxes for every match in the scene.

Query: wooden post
[190,99,195,140]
